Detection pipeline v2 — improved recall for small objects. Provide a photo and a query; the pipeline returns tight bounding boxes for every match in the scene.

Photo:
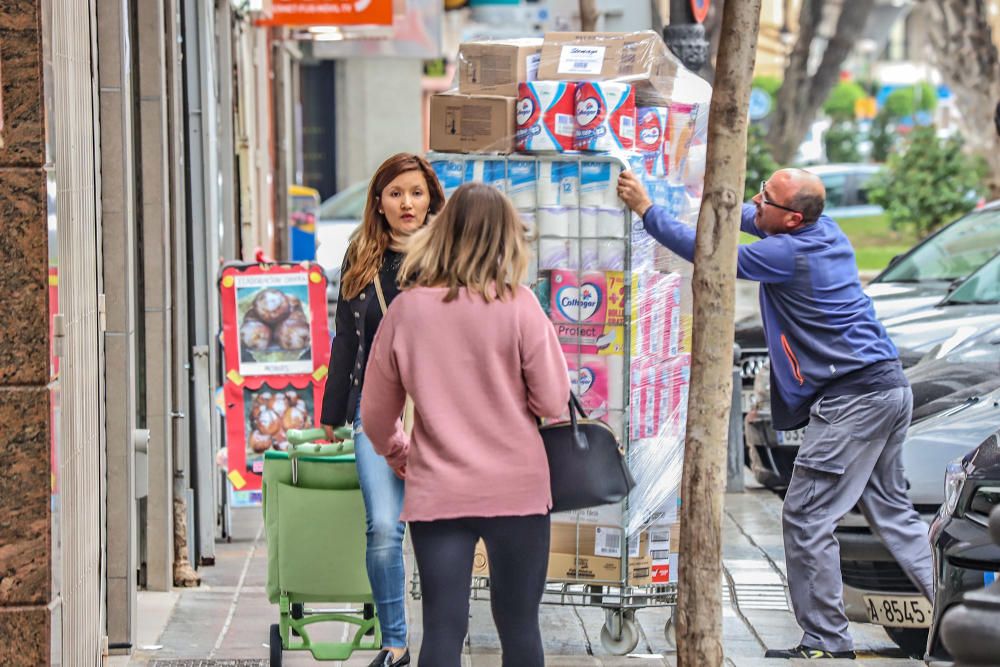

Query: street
[118,476,922,667]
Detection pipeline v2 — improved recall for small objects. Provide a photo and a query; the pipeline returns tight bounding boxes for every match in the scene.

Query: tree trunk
[676,1,762,666]
[766,0,876,164]
[922,0,1000,198]
[579,0,599,31]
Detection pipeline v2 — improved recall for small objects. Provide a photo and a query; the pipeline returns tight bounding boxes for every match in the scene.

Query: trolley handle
[286,426,352,446]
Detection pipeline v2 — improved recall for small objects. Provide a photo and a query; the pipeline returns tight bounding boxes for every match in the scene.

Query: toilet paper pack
[564,354,609,419]
[573,82,636,152]
[507,160,537,210]
[579,161,623,208]
[629,354,691,440]
[516,81,577,153]
[549,269,608,325]
[631,272,682,359]
[537,161,579,207]
[430,159,467,197]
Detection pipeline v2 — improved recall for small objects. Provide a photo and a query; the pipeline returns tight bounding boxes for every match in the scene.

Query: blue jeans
[354,403,407,648]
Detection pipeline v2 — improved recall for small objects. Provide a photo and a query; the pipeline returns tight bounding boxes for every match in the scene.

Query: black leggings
[409,514,550,667]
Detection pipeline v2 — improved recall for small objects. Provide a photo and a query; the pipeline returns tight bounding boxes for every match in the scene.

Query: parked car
[836,386,1000,657]
[925,429,1000,664]
[744,331,1000,491]
[803,163,885,219]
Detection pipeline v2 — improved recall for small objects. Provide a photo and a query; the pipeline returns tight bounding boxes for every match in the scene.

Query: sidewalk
[118,478,923,667]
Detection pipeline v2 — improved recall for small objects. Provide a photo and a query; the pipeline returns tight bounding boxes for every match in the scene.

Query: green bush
[823,81,867,122]
[745,124,780,200]
[867,126,984,237]
[870,112,897,162]
[883,83,938,120]
[824,121,862,163]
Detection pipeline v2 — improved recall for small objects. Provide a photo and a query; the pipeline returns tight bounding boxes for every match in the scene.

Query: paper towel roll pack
[580,160,624,209]
[635,106,668,177]
[516,81,577,152]
[573,82,636,152]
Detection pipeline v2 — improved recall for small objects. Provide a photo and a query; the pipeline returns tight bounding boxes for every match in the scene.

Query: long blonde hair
[340,153,445,300]
[399,182,530,303]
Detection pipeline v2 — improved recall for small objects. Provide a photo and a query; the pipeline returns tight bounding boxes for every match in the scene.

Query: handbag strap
[373,273,389,315]
[567,392,590,452]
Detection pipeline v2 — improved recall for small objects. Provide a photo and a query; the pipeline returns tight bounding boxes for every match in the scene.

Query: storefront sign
[257,0,393,27]
[219,262,331,496]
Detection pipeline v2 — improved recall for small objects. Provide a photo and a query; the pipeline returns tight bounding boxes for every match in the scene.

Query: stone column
[0,0,54,663]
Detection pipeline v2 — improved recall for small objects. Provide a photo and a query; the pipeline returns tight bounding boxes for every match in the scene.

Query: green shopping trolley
[263,426,381,666]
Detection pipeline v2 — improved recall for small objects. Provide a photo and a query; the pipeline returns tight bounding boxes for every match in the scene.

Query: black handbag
[541,393,636,513]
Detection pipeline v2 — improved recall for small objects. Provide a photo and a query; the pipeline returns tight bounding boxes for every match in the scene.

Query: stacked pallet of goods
[428,30,712,588]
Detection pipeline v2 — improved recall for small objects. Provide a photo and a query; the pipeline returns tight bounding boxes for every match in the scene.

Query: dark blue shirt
[643,203,906,430]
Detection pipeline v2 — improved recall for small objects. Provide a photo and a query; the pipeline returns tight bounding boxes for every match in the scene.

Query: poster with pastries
[219,261,331,495]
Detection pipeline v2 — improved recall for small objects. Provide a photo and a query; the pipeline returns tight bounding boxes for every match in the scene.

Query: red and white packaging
[635,106,668,177]
[573,81,635,152]
[516,81,577,152]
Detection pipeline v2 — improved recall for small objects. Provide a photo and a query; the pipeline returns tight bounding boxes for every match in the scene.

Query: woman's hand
[322,424,343,443]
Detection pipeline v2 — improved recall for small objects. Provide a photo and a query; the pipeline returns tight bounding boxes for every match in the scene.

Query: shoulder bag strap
[371,273,415,436]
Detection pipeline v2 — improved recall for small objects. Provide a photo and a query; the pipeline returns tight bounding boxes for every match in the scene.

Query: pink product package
[564,353,609,418]
[549,269,608,325]
[634,272,682,359]
[629,354,691,440]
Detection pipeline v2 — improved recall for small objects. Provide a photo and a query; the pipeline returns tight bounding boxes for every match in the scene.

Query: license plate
[776,428,804,446]
[863,595,932,628]
[741,389,754,413]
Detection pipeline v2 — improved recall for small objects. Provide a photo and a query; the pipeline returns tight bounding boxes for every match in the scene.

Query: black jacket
[321,249,402,427]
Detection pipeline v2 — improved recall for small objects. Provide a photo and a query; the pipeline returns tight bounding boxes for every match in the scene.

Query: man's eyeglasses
[760,181,801,215]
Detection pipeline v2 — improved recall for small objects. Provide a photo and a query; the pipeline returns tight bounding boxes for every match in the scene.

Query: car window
[879,208,1000,283]
[945,251,1000,304]
[821,173,847,208]
[317,181,368,220]
[854,171,879,205]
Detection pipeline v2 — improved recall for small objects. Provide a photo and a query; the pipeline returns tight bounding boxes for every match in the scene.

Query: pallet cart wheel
[290,603,303,637]
[600,610,639,655]
[664,612,676,648]
[269,623,283,666]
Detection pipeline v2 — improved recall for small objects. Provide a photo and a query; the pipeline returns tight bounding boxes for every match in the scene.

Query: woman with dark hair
[321,152,445,667]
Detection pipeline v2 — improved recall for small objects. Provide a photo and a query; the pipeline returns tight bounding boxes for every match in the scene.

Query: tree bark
[579,0,599,31]
[766,0,876,164]
[676,1,761,666]
[922,0,1000,198]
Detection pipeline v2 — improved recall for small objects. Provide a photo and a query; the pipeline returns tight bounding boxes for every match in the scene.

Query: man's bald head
[771,168,826,224]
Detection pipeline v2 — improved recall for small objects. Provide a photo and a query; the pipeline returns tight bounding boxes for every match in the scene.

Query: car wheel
[884,626,928,659]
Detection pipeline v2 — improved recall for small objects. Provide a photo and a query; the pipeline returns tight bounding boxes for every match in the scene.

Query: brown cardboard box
[548,523,651,585]
[458,39,543,97]
[429,93,516,154]
[471,526,652,585]
[537,31,668,83]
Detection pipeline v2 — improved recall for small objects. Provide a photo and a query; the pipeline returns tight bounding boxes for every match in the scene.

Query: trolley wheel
[269,623,283,667]
[600,610,640,655]
[664,612,676,648]
[290,603,303,637]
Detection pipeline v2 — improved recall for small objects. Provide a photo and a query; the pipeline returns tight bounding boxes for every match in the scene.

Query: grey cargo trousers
[783,386,934,652]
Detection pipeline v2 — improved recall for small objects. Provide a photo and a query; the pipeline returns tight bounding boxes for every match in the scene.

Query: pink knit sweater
[360,285,570,522]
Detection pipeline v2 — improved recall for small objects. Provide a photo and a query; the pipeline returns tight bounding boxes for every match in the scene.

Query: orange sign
[258,0,393,27]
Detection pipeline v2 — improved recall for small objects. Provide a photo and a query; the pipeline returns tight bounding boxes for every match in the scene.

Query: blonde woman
[321,153,445,667]
[361,183,570,667]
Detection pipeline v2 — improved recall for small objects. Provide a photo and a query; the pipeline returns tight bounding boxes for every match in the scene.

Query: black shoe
[367,648,411,667]
[764,644,857,659]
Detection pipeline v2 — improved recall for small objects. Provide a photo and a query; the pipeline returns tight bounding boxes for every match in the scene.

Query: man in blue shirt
[618,168,933,660]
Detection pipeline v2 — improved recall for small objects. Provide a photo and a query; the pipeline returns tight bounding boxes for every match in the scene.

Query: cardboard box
[458,39,543,97]
[548,523,651,585]
[537,31,667,83]
[429,93,516,154]
[472,525,652,585]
